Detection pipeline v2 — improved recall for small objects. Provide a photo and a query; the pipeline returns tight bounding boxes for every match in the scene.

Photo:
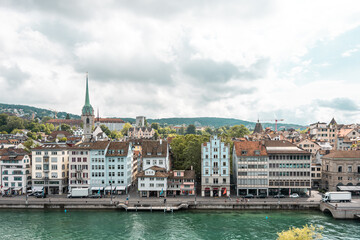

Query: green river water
[0,209,358,239]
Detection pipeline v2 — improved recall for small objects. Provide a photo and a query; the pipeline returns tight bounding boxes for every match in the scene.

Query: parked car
[273,194,285,198]
[256,194,267,199]
[290,193,299,198]
[244,194,254,198]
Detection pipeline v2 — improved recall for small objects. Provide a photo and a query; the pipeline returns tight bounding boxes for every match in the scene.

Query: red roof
[233,141,268,157]
[96,118,125,123]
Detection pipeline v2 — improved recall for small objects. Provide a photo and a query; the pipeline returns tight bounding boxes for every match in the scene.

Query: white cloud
[0,0,360,125]
[342,47,359,57]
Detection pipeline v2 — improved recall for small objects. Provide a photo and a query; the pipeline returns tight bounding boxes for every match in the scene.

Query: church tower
[81,73,94,141]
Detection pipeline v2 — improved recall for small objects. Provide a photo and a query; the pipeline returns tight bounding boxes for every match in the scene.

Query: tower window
[86,118,90,124]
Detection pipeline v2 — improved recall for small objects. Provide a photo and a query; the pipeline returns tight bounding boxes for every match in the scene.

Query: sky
[0,0,360,125]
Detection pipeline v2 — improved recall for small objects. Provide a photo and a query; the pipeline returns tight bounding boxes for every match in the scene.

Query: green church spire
[82,72,94,115]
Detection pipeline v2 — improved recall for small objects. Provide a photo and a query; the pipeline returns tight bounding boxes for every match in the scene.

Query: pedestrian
[164,198,167,204]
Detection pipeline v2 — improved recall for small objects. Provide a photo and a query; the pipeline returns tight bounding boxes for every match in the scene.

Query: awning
[32,186,44,192]
[115,186,126,191]
[2,187,9,191]
[105,186,116,191]
[91,187,104,191]
[14,187,22,191]
[338,186,360,191]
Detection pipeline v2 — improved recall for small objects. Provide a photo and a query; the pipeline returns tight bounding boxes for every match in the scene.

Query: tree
[151,122,160,131]
[41,116,51,124]
[60,124,72,133]
[58,137,67,142]
[110,130,123,139]
[27,132,37,140]
[121,123,133,136]
[228,125,250,138]
[204,127,213,135]
[23,139,34,151]
[66,114,70,119]
[100,124,111,136]
[277,225,323,240]
[153,130,159,140]
[186,124,196,135]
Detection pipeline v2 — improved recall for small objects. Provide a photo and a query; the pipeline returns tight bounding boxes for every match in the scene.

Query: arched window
[86,118,90,124]
[338,166,342,173]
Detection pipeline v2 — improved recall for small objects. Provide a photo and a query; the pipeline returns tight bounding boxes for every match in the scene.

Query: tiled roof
[234,141,267,157]
[169,170,195,179]
[106,142,130,156]
[49,131,72,138]
[264,140,309,154]
[33,143,70,150]
[46,119,82,125]
[137,166,168,178]
[142,140,168,157]
[96,118,125,123]
[0,148,28,161]
[323,150,360,159]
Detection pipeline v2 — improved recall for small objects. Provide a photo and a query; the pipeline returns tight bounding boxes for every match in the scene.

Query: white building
[0,148,31,195]
[141,140,169,171]
[201,135,230,197]
[31,144,69,194]
[137,166,168,197]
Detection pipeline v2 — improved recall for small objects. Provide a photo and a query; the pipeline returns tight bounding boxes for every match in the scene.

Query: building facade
[128,127,155,139]
[137,166,168,197]
[141,140,169,171]
[31,144,69,194]
[89,142,111,194]
[167,169,196,196]
[0,148,31,195]
[201,135,230,197]
[68,143,91,192]
[265,140,312,196]
[233,141,269,196]
[321,151,360,192]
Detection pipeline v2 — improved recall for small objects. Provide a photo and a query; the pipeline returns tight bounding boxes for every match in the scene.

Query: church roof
[253,121,263,134]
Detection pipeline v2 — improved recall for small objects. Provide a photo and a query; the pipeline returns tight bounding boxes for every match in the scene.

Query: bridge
[320,201,360,219]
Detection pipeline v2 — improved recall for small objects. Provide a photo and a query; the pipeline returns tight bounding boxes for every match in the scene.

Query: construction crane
[49,109,58,119]
[258,119,285,132]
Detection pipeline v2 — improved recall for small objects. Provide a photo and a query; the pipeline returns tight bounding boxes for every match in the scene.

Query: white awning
[105,186,116,191]
[91,187,104,191]
[32,186,44,192]
[338,186,360,191]
[2,187,9,191]
[115,186,126,190]
[14,187,22,191]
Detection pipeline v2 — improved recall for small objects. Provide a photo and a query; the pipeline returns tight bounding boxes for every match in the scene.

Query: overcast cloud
[0,0,360,125]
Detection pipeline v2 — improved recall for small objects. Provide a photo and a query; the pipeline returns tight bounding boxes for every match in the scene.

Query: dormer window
[241,150,247,155]
[254,150,260,155]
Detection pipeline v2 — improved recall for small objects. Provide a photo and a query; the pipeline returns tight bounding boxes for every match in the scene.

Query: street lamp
[109,179,113,205]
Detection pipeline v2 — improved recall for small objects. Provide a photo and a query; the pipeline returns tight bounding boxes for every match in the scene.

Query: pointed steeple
[85,72,90,106]
[82,73,94,115]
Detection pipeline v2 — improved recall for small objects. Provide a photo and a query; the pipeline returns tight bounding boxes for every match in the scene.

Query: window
[213,178,218,184]
[36,173,42,178]
[51,165,58,170]
[141,183,145,187]
[205,169,209,174]
[223,162,226,166]
[146,160,150,165]
[348,166,352,173]
[159,160,163,165]
[223,178,226,184]
[35,165,42,170]
[35,157,42,162]
[338,166,342,173]
[205,178,209,183]
[223,169,226,175]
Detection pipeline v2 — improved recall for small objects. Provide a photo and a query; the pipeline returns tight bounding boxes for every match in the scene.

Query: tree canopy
[277,225,323,240]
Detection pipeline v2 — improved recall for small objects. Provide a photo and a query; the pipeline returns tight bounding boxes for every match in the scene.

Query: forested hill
[122,117,305,130]
[0,103,304,130]
[0,103,80,119]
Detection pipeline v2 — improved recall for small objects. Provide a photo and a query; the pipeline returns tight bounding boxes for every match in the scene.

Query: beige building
[32,144,69,194]
[128,127,155,139]
[69,143,91,191]
[309,119,337,148]
[265,140,312,196]
[321,151,360,191]
[311,163,322,189]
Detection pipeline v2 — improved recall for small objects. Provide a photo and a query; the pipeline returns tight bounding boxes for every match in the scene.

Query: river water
[0,209,358,239]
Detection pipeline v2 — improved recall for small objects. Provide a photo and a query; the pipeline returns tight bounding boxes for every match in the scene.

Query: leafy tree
[186,124,196,135]
[170,135,210,176]
[41,116,51,123]
[153,130,159,140]
[60,124,72,133]
[58,137,67,142]
[100,124,111,136]
[66,114,70,119]
[48,123,55,131]
[277,225,323,240]
[204,127,213,135]
[37,134,42,140]
[228,125,250,138]
[110,130,123,139]
[27,131,37,140]
[178,127,185,135]
[121,123,133,136]
[23,139,34,151]
[10,129,22,134]
[151,122,160,131]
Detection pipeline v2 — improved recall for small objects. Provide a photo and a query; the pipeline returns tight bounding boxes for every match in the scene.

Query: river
[0,209,358,239]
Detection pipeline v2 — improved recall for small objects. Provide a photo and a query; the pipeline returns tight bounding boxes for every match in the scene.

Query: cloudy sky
[0,0,360,125]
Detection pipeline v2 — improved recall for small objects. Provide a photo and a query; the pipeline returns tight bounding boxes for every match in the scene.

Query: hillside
[0,103,304,130]
[0,103,80,120]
